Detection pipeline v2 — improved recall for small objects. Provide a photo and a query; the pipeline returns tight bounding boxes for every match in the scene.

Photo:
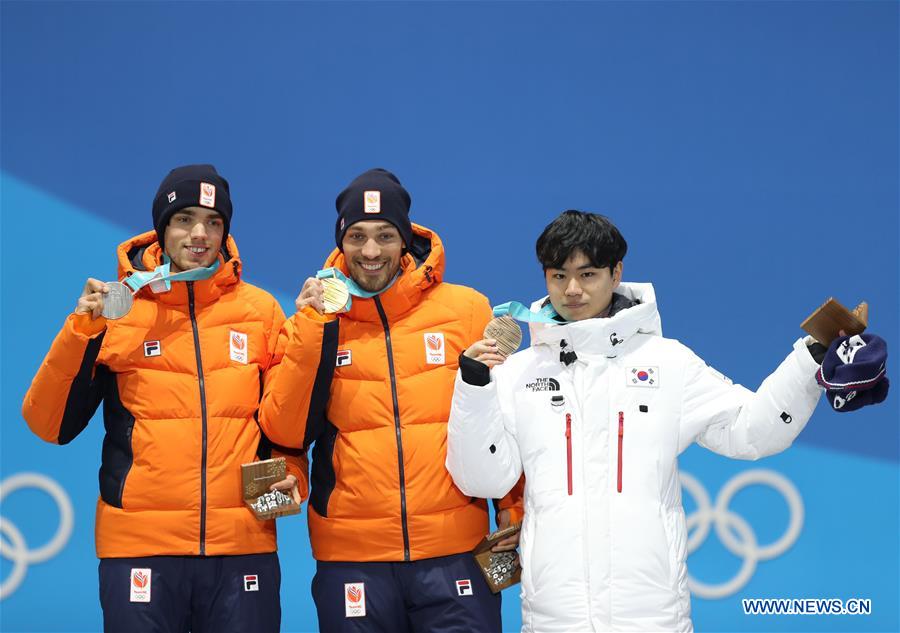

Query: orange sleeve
[271,447,309,503]
[257,307,339,449]
[22,312,108,444]
[470,291,493,346]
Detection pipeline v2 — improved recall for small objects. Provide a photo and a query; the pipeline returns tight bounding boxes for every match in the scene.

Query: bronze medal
[484,315,522,358]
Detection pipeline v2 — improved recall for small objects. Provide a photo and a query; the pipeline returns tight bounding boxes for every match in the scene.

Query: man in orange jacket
[259,168,522,632]
[22,164,302,633]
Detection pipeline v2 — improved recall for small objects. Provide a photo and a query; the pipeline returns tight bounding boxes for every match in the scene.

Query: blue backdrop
[1,2,897,632]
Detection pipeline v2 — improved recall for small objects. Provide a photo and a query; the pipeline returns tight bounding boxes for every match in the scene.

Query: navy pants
[312,552,502,633]
[98,553,281,633]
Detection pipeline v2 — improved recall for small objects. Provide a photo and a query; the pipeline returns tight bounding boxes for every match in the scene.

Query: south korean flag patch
[627,366,659,387]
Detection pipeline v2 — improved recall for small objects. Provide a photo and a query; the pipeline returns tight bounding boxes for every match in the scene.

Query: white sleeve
[446,366,523,499]
[678,337,824,459]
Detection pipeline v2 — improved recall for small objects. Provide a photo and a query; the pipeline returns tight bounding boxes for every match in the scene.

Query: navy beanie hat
[816,333,889,412]
[152,164,233,245]
[335,168,412,250]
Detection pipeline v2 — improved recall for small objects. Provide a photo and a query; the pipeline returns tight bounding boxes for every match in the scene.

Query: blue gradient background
[1,2,897,631]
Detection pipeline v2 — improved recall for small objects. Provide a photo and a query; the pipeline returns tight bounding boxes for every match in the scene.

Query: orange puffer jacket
[22,231,304,558]
[259,224,522,562]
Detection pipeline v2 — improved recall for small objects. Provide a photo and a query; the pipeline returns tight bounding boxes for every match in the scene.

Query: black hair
[535,210,627,271]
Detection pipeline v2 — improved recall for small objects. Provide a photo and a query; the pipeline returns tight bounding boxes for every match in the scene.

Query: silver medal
[101,281,134,320]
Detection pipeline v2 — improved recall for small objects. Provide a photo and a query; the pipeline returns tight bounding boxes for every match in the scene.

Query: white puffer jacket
[446,283,822,632]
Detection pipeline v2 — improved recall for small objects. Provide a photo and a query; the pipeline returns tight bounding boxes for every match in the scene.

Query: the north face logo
[525,377,560,392]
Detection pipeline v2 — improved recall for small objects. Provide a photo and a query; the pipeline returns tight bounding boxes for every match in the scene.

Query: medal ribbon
[123,255,220,294]
[492,301,566,324]
[315,267,400,311]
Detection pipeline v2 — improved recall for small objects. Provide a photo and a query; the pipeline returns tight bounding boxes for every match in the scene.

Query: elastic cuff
[500,505,524,526]
[806,341,827,365]
[69,312,107,337]
[298,305,337,323]
[459,352,491,386]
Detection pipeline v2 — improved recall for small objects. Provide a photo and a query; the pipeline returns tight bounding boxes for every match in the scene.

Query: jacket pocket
[520,512,536,631]
[617,411,624,493]
[565,413,573,495]
[662,505,689,621]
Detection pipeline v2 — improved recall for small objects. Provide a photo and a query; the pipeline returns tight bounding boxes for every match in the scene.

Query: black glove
[459,352,491,387]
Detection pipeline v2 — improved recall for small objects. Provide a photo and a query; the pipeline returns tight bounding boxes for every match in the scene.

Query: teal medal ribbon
[315,267,400,312]
[492,301,565,324]
[123,255,221,294]
[495,301,578,364]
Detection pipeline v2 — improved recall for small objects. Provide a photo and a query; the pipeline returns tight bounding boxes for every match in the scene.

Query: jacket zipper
[617,411,624,493]
[188,283,208,555]
[565,413,573,495]
[374,296,411,561]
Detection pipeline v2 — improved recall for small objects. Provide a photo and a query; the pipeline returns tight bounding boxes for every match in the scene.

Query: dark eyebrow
[174,209,222,221]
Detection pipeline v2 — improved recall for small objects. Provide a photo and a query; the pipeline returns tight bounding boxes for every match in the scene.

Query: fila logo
[167,190,177,203]
[363,190,381,214]
[230,330,248,364]
[627,366,659,388]
[143,341,161,357]
[525,377,560,392]
[130,568,151,602]
[344,582,366,618]
[424,332,445,365]
[244,575,259,592]
[336,350,352,367]
[199,182,216,208]
[456,579,473,596]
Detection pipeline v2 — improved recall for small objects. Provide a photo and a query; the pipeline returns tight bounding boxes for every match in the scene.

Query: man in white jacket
[446,210,826,632]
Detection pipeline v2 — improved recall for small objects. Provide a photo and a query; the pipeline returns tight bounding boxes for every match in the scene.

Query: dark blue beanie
[816,334,889,412]
[152,164,233,245]
[335,168,413,250]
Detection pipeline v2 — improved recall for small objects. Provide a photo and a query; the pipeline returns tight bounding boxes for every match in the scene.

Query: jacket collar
[322,223,444,323]
[116,230,242,307]
[529,283,662,360]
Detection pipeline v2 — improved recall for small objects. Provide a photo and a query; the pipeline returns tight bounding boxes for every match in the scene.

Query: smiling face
[545,249,623,321]
[341,220,404,292]
[163,207,224,272]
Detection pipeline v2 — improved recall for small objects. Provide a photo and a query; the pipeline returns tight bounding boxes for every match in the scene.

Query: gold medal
[321,277,351,314]
[484,315,522,358]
